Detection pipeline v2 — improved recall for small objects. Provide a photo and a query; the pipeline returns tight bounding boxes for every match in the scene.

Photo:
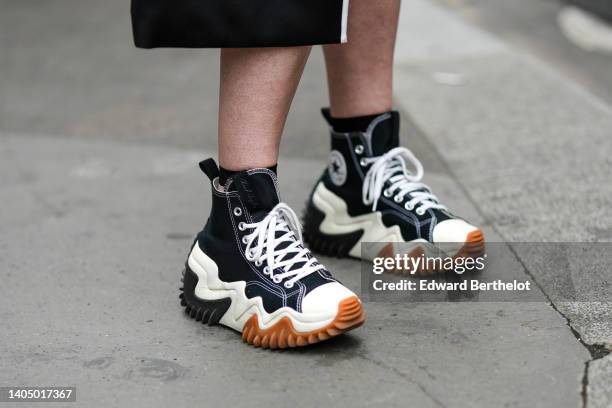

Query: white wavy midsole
[312,182,409,259]
[187,243,336,333]
[311,182,472,259]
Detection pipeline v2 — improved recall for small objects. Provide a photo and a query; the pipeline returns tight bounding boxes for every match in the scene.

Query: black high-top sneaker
[303,109,484,274]
[179,159,365,349]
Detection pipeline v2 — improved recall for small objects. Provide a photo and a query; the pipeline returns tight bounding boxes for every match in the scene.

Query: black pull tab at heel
[199,158,220,182]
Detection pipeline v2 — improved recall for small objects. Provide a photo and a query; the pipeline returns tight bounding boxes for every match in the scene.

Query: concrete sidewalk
[1,0,610,407]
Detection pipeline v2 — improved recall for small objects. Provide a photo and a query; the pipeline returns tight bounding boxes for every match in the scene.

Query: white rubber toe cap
[433,219,479,243]
[301,282,357,315]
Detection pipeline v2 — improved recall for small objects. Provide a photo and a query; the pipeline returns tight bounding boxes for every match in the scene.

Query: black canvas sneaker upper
[313,108,455,243]
[196,159,338,314]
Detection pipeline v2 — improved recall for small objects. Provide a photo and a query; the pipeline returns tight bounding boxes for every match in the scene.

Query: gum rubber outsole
[180,268,365,349]
[241,296,365,349]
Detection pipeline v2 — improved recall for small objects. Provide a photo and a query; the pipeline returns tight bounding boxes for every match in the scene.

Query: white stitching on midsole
[188,243,336,333]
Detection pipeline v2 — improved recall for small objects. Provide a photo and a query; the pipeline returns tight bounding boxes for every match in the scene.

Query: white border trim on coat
[341,0,349,43]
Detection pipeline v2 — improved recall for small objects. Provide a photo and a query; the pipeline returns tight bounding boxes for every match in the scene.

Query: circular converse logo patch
[328,150,347,186]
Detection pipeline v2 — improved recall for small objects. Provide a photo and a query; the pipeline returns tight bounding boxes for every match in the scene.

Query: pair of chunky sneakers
[180,109,484,349]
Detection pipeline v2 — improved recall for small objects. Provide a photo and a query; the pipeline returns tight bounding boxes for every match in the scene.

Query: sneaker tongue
[228,170,280,219]
[366,111,400,156]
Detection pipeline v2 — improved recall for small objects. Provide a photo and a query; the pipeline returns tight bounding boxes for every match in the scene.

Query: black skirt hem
[131,0,348,49]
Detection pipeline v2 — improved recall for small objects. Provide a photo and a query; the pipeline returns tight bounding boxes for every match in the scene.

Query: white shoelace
[239,203,325,289]
[362,146,448,214]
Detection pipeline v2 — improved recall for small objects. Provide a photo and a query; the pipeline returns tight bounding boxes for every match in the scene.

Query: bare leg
[323,0,400,118]
[218,47,311,170]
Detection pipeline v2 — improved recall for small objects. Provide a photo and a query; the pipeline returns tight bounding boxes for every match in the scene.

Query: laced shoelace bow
[361,147,448,214]
[239,203,325,289]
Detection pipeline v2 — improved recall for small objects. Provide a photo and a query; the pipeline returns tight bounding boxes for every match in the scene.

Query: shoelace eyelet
[360,158,368,167]
[238,222,246,231]
[362,147,449,215]
[416,208,425,216]
[233,207,242,216]
[284,282,294,289]
[405,202,414,211]
[383,189,393,198]
[394,195,403,203]
[354,145,364,154]
[239,202,325,293]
